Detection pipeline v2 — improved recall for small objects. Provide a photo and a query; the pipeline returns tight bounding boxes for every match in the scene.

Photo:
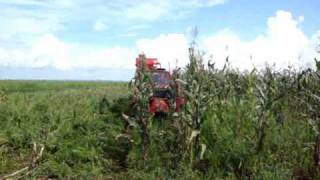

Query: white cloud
[0,0,227,64]
[72,46,136,69]
[126,1,170,21]
[136,34,189,68]
[0,33,136,70]
[0,33,188,70]
[124,0,227,21]
[202,10,319,70]
[0,9,319,74]
[209,0,227,5]
[93,20,108,32]
[0,34,69,69]
[31,34,71,69]
[197,0,227,7]
[0,0,226,39]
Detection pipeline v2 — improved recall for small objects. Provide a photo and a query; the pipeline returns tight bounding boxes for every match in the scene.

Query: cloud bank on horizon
[0,0,319,80]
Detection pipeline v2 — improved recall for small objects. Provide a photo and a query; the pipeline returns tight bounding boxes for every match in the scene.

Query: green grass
[0,80,129,179]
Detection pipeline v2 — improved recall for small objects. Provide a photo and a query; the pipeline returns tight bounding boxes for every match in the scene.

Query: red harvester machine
[135,54,185,113]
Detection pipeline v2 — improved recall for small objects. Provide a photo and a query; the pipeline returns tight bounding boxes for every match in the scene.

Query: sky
[0,0,319,80]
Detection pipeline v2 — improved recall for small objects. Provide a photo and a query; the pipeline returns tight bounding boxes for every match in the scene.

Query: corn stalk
[1,142,44,179]
[129,56,153,162]
[254,67,291,153]
[181,44,213,165]
[296,64,320,167]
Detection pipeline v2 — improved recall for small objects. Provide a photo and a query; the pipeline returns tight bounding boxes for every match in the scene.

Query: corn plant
[295,63,320,168]
[128,55,154,162]
[180,44,215,165]
[254,67,291,152]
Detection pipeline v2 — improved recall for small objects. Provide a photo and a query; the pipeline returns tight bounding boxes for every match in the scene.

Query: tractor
[135,54,185,114]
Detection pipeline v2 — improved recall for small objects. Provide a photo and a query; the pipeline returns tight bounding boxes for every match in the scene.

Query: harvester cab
[135,54,185,114]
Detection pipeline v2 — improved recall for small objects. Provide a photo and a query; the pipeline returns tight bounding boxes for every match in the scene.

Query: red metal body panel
[135,54,160,71]
[149,97,169,113]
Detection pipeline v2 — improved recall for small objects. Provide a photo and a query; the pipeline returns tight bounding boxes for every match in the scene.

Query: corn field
[0,45,320,179]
